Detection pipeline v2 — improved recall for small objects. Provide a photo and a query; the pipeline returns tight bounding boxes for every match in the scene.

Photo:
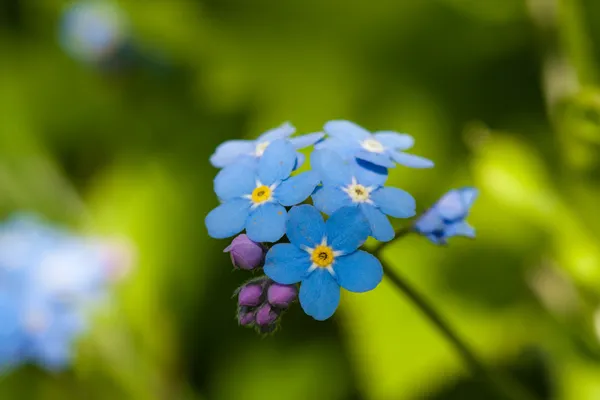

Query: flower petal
[214,164,257,201]
[334,250,383,293]
[370,187,416,218]
[447,221,476,238]
[275,171,320,207]
[210,140,255,168]
[353,158,388,186]
[257,122,295,142]
[312,149,353,186]
[459,187,479,209]
[391,151,434,168]
[315,137,360,159]
[299,269,340,321]
[294,152,305,170]
[312,186,353,215]
[324,120,371,141]
[205,199,251,239]
[327,206,370,253]
[246,203,287,242]
[435,190,465,221]
[373,131,414,150]
[285,205,326,249]
[356,150,396,168]
[414,211,443,234]
[264,243,311,284]
[360,203,394,242]
[289,132,324,149]
[258,139,296,186]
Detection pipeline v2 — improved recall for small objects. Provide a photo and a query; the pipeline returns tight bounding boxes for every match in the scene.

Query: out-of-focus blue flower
[205,139,320,242]
[414,187,478,244]
[316,120,434,169]
[264,205,383,321]
[59,1,129,64]
[209,122,323,169]
[0,214,130,372]
[311,150,416,242]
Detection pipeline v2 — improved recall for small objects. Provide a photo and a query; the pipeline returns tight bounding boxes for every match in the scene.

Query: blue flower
[316,120,434,169]
[311,149,416,242]
[264,205,383,321]
[205,139,321,242]
[210,122,324,169]
[414,187,478,244]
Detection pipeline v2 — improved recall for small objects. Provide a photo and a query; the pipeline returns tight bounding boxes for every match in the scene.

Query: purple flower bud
[224,234,266,270]
[238,310,255,326]
[255,303,278,327]
[238,284,264,307]
[267,283,297,308]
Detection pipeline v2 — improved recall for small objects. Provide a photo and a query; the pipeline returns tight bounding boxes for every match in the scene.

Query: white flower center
[255,141,270,157]
[342,178,374,203]
[361,138,385,153]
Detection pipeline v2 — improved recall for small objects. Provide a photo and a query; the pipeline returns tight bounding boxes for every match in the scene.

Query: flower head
[414,187,478,244]
[264,205,383,320]
[209,122,323,169]
[316,120,434,169]
[224,234,266,270]
[311,149,416,242]
[205,139,320,242]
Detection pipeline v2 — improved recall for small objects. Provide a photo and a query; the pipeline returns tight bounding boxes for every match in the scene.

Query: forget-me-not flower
[311,149,416,242]
[414,187,478,244]
[205,139,320,242]
[264,205,383,320]
[210,122,323,169]
[316,120,434,169]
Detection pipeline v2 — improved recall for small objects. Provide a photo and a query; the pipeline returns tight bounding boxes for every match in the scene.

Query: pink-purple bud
[238,310,255,326]
[238,284,264,307]
[224,234,266,270]
[255,303,278,326]
[267,283,297,308]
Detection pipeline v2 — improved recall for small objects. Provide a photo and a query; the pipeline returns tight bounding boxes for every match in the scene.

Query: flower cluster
[205,121,478,327]
[0,215,131,371]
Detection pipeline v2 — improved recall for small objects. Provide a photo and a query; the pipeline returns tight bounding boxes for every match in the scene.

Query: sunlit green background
[2,0,600,399]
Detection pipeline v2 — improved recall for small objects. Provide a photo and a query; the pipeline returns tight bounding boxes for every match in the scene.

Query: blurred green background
[2,0,600,399]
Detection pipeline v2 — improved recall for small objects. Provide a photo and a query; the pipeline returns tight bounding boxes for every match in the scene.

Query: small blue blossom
[205,139,321,242]
[316,120,434,169]
[311,149,416,242]
[210,122,324,169]
[414,187,478,244]
[264,205,383,321]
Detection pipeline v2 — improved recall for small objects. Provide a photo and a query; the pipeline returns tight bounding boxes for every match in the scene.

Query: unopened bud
[224,234,266,270]
[238,284,264,307]
[267,283,297,308]
[255,303,278,327]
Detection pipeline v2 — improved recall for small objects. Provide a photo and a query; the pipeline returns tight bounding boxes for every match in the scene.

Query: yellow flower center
[311,245,334,267]
[347,183,371,202]
[251,185,272,203]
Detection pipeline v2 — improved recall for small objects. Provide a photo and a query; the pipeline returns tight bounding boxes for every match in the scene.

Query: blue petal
[210,140,255,168]
[315,137,360,159]
[275,171,320,207]
[352,158,388,186]
[323,120,371,141]
[246,203,287,242]
[205,199,251,239]
[258,139,296,185]
[414,210,443,234]
[459,187,479,209]
[214,164,257,201]
[312,186,353,215]
[299,269,340,321]
[391,151,434,168]
[356,150,396,168]
[370,187,416,218]
[447,221,476,238]
[327,206,370,253]
[435,190,465,221]
[312,149,353,186]
[264,243,311,284]
[257,122,295,142]
[289,132,324,149]
[373,131,414,150]
[334,250,383,293]
[285,205,326,249]
[360,203,394,242]
[294,152,305,170]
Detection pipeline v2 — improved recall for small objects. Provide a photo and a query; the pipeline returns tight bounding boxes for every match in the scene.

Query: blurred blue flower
[59,1,129,65]
[264,205,383,320]
[205,139,320,242]
[0,215,130,372]
[209,122,323,169]
[316,120,434,169]
[414,187,478,244]
[311,150,416,242]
